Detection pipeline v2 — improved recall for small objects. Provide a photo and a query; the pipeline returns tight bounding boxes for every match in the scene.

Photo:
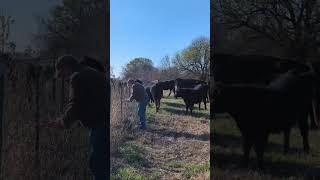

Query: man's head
[80,56,106,73]
[127,79,135,87]
[55,55,79,79]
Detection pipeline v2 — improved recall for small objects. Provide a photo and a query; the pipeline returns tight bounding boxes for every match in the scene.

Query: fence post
[120,83,123,121]
[35,67,40,180]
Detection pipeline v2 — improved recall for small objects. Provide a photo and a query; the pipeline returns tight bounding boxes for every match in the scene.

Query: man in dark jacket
[49,55,109,180]
[127,79,149,129]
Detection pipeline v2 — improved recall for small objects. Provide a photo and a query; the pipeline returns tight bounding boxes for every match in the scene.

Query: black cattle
[211,53,320,128]
[151,83,163,112]
[175,78,208,107]
[175,84,208,115]
[145,86,154,104]
[212,53,310,85]
[158,80,175,97]
[212,70,314,169]
[174,78,207,98]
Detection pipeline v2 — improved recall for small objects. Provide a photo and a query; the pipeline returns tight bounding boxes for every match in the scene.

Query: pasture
[111,90,210,179]
[212,114,320,179]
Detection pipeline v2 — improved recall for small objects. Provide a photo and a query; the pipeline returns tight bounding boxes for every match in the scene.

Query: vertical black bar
[105,0,111,176]
[35,68,40,180]
[0,75,4,179]
[210,0,214,179]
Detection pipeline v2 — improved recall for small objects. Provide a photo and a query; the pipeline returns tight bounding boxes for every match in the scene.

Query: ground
[212,114,320,180]
[111,91,210,180]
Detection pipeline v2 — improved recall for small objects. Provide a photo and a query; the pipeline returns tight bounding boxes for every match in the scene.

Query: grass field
[212,114,320,180]
[111,90,210,179]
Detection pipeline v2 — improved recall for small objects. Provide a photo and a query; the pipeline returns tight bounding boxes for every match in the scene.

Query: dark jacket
[62,67,109,129]
[129,82,147,102]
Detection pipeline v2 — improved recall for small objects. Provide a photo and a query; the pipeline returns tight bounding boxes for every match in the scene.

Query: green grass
[118,142,149,168]
[182,162,210,178]
[212,114,320,179]
[111,167,145,180]
[166,161,185,169]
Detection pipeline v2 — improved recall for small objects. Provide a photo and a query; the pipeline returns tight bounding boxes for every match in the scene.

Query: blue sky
[111,0,210,77]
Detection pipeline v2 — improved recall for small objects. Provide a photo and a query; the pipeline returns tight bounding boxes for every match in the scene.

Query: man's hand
[124,98,131,102]
[47,118,65,129]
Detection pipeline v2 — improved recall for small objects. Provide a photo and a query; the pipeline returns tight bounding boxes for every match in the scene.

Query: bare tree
[0,11,14,54]
[215,0,320,60]
[173,36,210,81]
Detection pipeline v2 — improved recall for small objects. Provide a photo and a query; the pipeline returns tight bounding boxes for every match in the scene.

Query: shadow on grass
[146,127,209,141]
[213,151,320,179]
[213,132,303,154]
[163,101,209,111]
[212,131,319,178]
[162,101,185,108]
[162,107,210,119]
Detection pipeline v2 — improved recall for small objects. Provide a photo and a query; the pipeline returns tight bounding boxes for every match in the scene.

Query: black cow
[175,78,208,107]
[211,53,319,128]
[176,84,208,115]
[159,80,175,97]
[151,83,163,112]
[145,86,154,104]
[212,53,310,85]
[175,78,206,95]
[212,70,314,169]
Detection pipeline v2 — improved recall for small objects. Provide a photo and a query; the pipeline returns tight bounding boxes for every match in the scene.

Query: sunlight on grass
[111,167,145,180]
[182,162,210,179]
[212,115,320,179]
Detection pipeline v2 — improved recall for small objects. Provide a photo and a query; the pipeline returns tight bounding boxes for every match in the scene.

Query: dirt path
[112,96,210,180]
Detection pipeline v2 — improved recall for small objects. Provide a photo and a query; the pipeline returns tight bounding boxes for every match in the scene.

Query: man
[48,55,109,180]
[127,79,149,129]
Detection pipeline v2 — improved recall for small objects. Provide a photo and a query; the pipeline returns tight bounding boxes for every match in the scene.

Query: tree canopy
[173,36,210,81]
[122,58,158,81]
[214,0,320,60]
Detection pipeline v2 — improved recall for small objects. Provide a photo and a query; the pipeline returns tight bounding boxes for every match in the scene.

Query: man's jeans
[138,96,149,129]
[89,126,108,180]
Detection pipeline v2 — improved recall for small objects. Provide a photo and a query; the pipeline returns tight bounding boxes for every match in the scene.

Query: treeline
[117,36,210,82]
[213,0,320,61]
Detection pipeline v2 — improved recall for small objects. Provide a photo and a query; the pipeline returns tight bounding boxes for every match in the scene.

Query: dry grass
[2,62,89,179]
[110,81,138,171]
[111,91,210,179]
[212,114,320,180]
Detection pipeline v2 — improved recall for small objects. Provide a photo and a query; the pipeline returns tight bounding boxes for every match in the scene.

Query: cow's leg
[310,93,319,129]
[204,97,207,110]
[298,118,310,153]
[167,90,172,97]
[185,105,188,115]
[283,128,291,154]
[310,95,318,129]
[155,100,159,112]
[254,133,268,170]
[242,135,253,168]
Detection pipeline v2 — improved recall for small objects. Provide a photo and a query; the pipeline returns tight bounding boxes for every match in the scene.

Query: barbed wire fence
[1,59,90,180]
[110,80,137,155]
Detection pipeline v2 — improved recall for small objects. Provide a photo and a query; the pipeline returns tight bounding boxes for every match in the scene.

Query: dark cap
[55,55,79,78]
